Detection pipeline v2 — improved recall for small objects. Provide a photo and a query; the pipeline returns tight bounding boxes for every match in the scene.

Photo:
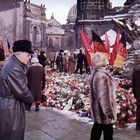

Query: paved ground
[25,107,140,140]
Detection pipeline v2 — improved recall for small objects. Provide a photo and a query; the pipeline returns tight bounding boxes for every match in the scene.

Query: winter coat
[38,54,46,67]
[63,55,68,72]
[90,68,116,124]
[56,53,63,72]
[76,52,84,68]
[68,54,76,73]
[50,51,56,62]
[132,67,140,104]
[0,55,33,140]
[27,63,46,102]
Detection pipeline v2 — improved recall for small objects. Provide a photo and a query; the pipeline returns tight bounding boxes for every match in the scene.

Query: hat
[91,52,108,68]
[31,57,39,64]
[0,49,5,61]
[60,49,64,53]
[12,40,33,54]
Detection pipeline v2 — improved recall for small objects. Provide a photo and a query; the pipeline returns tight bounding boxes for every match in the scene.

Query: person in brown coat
[27,57,46,111]
[50,50,56,68]
[132,62,140,130]
[68,53,76,73]
[63,52,68,72]
[90,52,116,140]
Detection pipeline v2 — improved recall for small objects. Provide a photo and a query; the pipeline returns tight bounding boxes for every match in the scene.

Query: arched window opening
[32,26,39,44]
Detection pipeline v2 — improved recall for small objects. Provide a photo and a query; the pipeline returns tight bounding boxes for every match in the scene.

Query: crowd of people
[0,39,139,140]
[47,49,90,74]
[31,48,91,75]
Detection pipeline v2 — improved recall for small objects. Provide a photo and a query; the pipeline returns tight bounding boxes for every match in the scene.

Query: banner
[109,30,121,65]
[92,30,109,60]
[80,30,92,66]
[113,32,127,68]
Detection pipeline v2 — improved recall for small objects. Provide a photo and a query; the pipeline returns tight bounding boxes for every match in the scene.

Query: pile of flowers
[115,79,136,125]
[43,67,136,125]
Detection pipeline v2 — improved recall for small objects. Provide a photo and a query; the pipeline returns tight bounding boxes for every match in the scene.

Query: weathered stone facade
[23,1,46,51]
[75,0,113,48]
[0,0,78,52]
[0,0,46,51]
[1,0,140,53]
[64,4,77,51]
[77,0,111,21]
[46,14,66,52]
[75,0,140,48]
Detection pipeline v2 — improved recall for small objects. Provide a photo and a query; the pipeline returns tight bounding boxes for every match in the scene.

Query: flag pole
[112,18,134,42]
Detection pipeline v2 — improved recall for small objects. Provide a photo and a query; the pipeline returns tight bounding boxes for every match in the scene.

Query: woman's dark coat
[26,63,46,102]
[0,56,33,140]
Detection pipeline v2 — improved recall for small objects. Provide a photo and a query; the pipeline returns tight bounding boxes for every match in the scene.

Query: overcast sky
[31,0,126,24]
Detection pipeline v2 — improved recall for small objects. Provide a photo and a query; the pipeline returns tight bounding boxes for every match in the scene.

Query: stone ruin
[117,0,140,79]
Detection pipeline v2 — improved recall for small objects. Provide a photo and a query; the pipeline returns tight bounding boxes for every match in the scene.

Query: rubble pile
[122,49,140,79]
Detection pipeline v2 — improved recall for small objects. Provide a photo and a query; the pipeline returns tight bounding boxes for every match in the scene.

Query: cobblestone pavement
[25,108,140,140]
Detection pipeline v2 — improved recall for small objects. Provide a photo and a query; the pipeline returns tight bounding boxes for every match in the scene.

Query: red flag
[104,34,110,58]
[7,40,12,55]
[0,41,4,50]
[80,30,92,66]
[0,41,5,60]
[109,30,121,65]
[117,32,127,59]
[92,30,109,59]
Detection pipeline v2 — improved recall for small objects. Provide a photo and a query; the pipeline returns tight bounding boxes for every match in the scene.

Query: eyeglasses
[23,52,31,58]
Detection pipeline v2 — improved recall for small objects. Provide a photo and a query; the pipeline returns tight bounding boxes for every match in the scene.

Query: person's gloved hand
[25,104,32,111]
[108,113,114,119]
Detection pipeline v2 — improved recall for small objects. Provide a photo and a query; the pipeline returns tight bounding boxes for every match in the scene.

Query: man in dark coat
[0,40,33,140]
[83,54,90,74]
[76,49,85,74]
[132,63,140,130]
[38,51,46,67]
[56,51,63,72]
[27,57,46,111]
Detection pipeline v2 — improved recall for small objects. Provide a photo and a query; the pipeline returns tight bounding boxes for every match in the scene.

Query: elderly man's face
[16,52,31,65]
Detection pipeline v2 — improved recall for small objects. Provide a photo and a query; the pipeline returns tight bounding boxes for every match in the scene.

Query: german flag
[113,32,127,68]
[92,30,109,60]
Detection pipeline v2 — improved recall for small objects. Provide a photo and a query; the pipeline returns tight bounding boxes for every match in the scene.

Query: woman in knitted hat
[90,52,116,140]
[27,57,46,111]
